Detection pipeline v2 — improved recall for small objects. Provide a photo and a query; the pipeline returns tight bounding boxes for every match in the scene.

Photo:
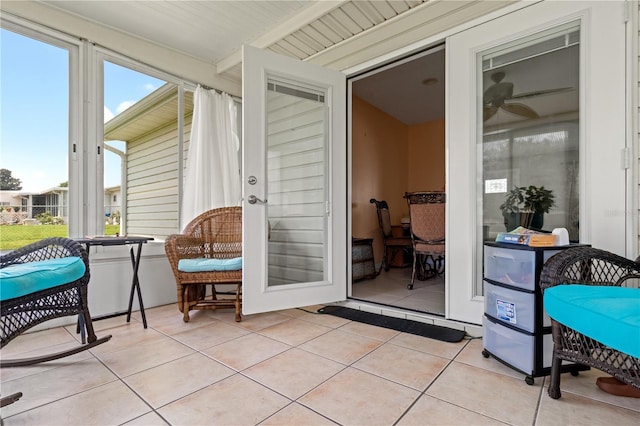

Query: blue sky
[1,29,163,192]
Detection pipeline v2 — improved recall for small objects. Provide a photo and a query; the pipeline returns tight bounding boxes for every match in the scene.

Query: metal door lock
[248,195,267,204]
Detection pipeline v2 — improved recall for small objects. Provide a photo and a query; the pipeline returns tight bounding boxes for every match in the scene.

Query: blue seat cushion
[1,257,86,302]
[178,257,242,272]
[544,285,640,358]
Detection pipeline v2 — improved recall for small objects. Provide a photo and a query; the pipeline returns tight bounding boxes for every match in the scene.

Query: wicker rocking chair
[1,237,111,369]
[165,207,243,322]
[540,247,640,399]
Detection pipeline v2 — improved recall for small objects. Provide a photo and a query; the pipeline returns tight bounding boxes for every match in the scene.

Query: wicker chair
[165,207,243,322]
[369,198,412,273]
[1,237,111,367]
[540,247,640,399]
[404,192,445,289]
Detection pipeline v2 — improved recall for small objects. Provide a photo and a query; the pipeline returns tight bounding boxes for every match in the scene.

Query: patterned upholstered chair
[370,198,412,273]
[404,192,445,289]
[165,207,243,322]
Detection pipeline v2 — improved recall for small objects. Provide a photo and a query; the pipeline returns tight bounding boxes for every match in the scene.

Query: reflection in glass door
[479,23,580,289]
[266,79,328,287]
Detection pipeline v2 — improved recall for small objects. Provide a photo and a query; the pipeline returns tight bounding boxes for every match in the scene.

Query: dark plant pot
[503,212,544,231]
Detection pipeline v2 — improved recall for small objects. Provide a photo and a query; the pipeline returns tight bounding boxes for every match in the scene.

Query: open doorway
[350,45,446,315]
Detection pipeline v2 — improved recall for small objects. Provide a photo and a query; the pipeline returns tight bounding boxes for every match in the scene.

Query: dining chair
[404,192,446,289]
[369,198,412,273]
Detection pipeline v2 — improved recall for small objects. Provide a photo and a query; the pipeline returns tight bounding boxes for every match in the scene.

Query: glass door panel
[481,24,580,241]
[266,79,328,287]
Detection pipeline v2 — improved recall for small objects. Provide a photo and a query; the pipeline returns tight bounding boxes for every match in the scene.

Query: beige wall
[352,96,446,263]
[352,96,407,261]
[407,119,445,192]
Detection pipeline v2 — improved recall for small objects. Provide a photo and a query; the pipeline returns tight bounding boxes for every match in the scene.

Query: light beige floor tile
[2,380,150,426]
[87,324,168,356]
[221,311,292,331]
[123,352,234,408]
[74,315,140,334]
[454,338,529,381]
[537,387,640,425]
[244,348,344,399]
[389,332,467,359]
[542,369,640,412]
[398,394,507,425]
[295,311,352,328]
[203,333,291,371]
[299,367,419,426]
[95,337,194,377]
[1,327,77,358]
[260,402,338,425]
[299,329,383,365]
[353,343,449,390]
[0,340,95,382]
[0,358,118,418]
[169,320,249,350]
[277,308,309,318]
[338,320,400,341]
[427,362,541,425]
[143,308,218,336]
[258,318,332,346]
[123,411,170,425]
[158,374,289,425]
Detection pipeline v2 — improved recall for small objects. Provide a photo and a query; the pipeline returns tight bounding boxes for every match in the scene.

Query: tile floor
[351,267,445,316]
[1,304,639,425]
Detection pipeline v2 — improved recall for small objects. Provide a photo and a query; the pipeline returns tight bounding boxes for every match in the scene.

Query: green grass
[0,225,120,251]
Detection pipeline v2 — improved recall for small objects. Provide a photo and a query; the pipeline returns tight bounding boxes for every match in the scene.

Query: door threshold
[337,299,482,338]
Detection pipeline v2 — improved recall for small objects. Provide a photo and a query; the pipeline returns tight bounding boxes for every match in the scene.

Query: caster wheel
[407,284,413,290]
[525,376,534,385]
[570,371,579,377]
[482,349,490,358]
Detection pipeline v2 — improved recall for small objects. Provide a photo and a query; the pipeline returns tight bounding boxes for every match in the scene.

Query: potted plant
[499,185,555,231]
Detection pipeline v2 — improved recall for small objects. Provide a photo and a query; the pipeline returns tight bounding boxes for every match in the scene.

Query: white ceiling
[39,0,445,122]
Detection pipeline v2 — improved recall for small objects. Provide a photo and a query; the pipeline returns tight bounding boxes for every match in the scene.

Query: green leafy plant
[499,185,555,214]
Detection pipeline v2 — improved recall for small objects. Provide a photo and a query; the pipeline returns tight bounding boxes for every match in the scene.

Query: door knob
[248,195,267,204]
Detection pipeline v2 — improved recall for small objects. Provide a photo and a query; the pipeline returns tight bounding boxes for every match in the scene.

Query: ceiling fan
[482,71,571,122]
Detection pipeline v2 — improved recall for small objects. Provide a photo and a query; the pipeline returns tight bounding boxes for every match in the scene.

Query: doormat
[317,306,466,343]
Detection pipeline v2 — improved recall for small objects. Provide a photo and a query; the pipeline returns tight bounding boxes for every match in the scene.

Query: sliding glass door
[447,1,627,324]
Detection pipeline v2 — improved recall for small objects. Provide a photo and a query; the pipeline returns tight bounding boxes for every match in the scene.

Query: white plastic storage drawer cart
[482,242,588,385]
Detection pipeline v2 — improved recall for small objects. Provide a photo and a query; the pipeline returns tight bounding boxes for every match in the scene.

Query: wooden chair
[369,199,412,273]
[404,192,445,289]
[165,207,243,322]
[540,247,640,399]
[1,237,112,407]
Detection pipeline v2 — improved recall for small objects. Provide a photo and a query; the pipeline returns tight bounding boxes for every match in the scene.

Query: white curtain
[181,86,241,230]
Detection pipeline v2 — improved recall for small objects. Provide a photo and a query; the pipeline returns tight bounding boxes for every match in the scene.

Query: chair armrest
[540,247,640,291]
[164,235,206,268]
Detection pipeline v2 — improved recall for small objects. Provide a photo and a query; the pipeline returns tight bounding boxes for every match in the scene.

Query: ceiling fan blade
[483,106,498,121]
[510,87,574,100]
[501,102,539,119]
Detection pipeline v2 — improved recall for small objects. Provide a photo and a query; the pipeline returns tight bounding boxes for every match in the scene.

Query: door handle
[248,195,267,204]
